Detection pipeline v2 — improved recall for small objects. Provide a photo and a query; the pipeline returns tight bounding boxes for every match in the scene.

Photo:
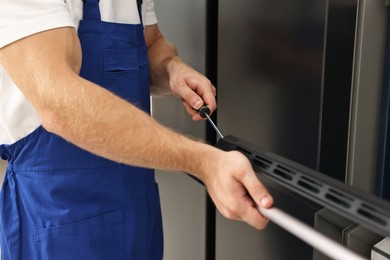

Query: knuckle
[219,208,230,219]
[226,212,239,221]
[227,205,240,218]
[221,207,238,220]
[222,211,234,220]
[205,79,213,88]
[235,169,247,181]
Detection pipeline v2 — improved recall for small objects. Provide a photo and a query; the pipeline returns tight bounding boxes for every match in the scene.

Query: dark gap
[297,180,320,193]
[253,159,271,170]
[273,168,294,180]
[255,155,272,165]
[276,164,292,173]
[301,176,322,188]
[325,193,351,208]
[328,188,353,202]
[357,208,387,226]
[361,203,376,212]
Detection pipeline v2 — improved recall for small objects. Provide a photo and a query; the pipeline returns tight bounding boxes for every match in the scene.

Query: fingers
[199,81,217,112]
[219,192,270,230]
[230,151,273,209]
[172,77,216,120]
[182,100,202,121]
[206,150,274,230]
[167,60,217,120]
[181,77,216,111]
[224,182,272,230]
[240,172,274,209]
[240,197,270,230]
[175,82,204,111]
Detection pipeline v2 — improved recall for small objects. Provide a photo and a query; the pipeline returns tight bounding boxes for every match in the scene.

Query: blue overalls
[0,0,163,259]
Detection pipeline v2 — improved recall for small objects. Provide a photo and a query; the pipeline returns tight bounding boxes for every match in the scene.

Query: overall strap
[137,0,143,25]
[82,0,143,24]
[0,145,11,161]
[82,0,101,21]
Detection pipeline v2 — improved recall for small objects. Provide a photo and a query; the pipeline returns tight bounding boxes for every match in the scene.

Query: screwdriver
[198,105,224,139]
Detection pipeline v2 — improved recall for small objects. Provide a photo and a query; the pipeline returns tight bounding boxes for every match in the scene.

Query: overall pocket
[35,209,125,260]
[102,48,140,102]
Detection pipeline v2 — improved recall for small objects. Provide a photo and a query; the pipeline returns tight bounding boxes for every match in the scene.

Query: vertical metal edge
[345,0,363,186]
[317,0,330,171]
[347,0,387,192]
[318,0,358,181]
[205,0,218,259]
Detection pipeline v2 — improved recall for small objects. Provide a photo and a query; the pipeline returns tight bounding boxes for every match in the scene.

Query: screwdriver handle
[197,105,211,119]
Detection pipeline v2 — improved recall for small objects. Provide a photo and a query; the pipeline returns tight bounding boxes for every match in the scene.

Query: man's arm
[145,24,216,121]
[0,27,273,230]
[0,27,197,172]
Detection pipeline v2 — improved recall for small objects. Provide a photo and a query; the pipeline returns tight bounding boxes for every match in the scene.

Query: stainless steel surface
[216,0,373,259]
[218,0,326,169]
[217,0,327,259]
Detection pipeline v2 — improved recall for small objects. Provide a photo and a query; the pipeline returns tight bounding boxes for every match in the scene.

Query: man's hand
[166,57,216,121]
[145,25,217,120]
[202,150,274,230]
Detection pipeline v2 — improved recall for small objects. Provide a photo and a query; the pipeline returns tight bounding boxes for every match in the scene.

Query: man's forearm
[145,24,181,96]
[43,73,215,179]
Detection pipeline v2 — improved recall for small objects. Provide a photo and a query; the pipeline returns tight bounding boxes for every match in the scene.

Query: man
[0,0,273,259]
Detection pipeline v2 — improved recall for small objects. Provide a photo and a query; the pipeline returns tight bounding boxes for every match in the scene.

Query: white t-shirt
[0,0,158,145]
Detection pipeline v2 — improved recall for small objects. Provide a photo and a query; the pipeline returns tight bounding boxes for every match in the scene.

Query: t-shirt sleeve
[0,0,75,48]
[142,0,158,26]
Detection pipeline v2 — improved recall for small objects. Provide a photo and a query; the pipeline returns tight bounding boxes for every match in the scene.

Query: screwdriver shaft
[205,114,224,139]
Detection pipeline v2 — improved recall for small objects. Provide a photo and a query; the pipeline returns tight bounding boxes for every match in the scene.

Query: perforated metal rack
[216,135,390,237]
